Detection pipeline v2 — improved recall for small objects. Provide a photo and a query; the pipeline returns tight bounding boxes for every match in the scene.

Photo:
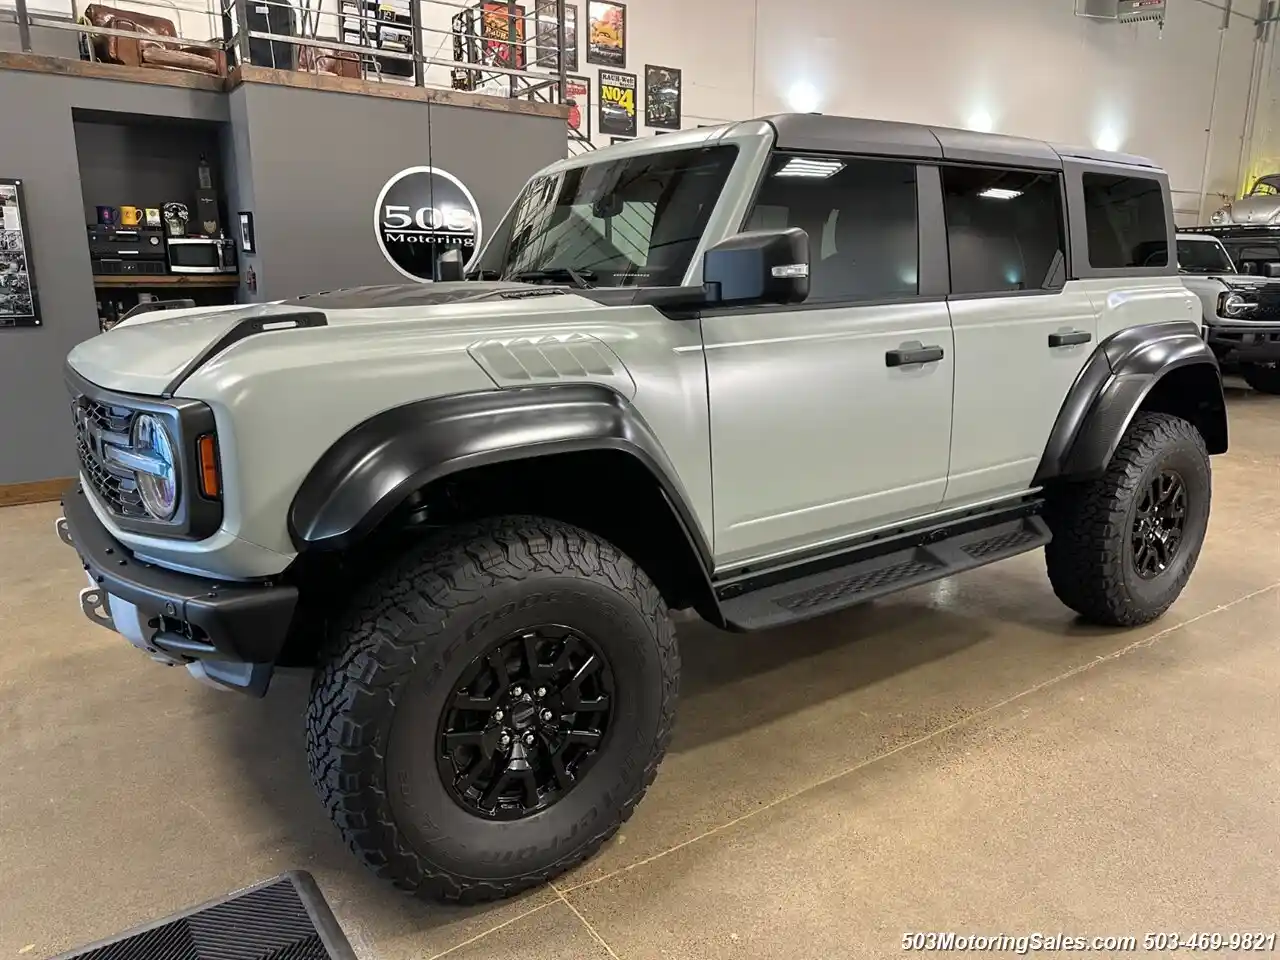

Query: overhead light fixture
[979,187,1022,200]
[776,158,845,179]
[787,81,821,114]
[1095,127,1122,153]
[967,110,994,133]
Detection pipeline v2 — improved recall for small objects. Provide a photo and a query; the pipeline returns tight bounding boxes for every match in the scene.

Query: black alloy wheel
[438,626,616,820]
[1130,469,1188,580]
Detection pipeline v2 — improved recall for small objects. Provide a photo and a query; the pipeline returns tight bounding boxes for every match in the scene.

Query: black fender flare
[1034,320,1228,484]
[287,383,715,572]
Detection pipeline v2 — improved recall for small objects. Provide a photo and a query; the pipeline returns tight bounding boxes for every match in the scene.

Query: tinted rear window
[1082,174,1168,269]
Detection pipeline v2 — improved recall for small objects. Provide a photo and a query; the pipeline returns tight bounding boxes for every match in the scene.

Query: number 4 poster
[0,178,40,329]
[598,69,636,137]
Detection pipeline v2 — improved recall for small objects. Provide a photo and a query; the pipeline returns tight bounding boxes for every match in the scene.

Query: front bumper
[1204,323,1280,365]
[59,483,298,695]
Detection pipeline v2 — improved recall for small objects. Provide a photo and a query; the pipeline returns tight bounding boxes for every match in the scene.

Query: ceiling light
[979,187,1022,200]
[787,81,820,114]
[967,110,994,133]
[775,158,845,178]
[1095,128,1122,152]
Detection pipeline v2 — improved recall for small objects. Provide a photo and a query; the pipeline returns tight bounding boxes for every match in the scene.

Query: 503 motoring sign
[374,166,483,282]
[598,69,636,138]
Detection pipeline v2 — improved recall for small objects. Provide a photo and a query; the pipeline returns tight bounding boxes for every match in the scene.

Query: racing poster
[598,69,636,137]
[586,0,624,67]
[0,179,40,328]
[534,1,577,71]
[479,2,526,70]
[644,64,681,129]
[565,75,590,139]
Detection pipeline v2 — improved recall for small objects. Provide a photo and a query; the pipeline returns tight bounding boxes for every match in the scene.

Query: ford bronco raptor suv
[57,114,1228,903]
[1174,232,1280,394]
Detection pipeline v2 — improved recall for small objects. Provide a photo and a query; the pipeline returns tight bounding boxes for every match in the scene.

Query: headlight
[1211,209,1227,224]
[1221,292,1257,318]
[131,413,179,520]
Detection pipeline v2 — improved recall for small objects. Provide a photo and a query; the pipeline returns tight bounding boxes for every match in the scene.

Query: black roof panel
[759,113,1159,172]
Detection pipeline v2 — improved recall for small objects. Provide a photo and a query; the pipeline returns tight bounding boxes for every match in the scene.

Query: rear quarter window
[1082,174,1169,269]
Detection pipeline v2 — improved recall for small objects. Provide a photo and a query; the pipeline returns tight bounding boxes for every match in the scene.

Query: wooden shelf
[92,274,240,288]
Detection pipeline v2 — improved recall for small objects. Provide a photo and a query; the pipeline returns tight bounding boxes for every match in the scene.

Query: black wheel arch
[1035,320,1228,485]
[287,383,721,621]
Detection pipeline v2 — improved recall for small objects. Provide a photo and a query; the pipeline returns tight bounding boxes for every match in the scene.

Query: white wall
[4,0,1275,218]
[547,0,1266,220]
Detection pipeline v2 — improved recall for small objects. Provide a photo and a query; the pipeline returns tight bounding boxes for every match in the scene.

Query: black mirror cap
[437,248,466,282]
[703,228,810,306]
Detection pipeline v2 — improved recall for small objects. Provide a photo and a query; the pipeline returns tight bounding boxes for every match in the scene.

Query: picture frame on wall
[644,64,682,130]
[586,0,625,67]
[0,178,41,329]
[534,1,577,72]
[598,69,637,137]
[566,74,591,139]
[479,1,527,70]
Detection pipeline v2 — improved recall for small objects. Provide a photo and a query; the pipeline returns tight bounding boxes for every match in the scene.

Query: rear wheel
[306,516,679,903]
[1242,363,1280,395]
[1044,413,1211,627]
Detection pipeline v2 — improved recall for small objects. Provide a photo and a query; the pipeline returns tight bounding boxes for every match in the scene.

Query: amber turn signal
[197,434,221,498]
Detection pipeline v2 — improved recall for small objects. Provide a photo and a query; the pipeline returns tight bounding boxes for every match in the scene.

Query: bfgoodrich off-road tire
[306,516,679,903]
[1044,412,1211,627]
[1242,363,1280,395]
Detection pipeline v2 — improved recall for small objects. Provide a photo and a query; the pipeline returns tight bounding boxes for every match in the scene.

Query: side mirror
[437,248,466,282]
[1265,262,1280,278]
[702,228,810,306]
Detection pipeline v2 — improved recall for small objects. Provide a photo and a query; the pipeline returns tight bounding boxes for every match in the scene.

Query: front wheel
[1242,363,1280,395]
[1045,412,1211,627]
[306,516,679,903]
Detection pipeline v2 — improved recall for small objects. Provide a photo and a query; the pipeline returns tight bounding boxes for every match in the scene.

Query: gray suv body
[1175,232,1280,393]
[57,114,1228,903]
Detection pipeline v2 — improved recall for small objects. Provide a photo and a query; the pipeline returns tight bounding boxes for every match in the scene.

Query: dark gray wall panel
[236,84,567,300]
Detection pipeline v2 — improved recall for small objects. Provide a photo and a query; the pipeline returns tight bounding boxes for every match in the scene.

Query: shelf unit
[92,275,241,288]
[339,0,414,80]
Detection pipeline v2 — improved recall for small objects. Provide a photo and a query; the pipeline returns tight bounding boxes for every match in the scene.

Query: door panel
[944,284,1098,504]
[703,301,954,565]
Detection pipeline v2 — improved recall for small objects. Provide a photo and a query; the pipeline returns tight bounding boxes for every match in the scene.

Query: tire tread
[305,515,679,903]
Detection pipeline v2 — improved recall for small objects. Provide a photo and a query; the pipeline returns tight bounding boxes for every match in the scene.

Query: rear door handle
[885,344,944,367]
[1048,330,1092,348]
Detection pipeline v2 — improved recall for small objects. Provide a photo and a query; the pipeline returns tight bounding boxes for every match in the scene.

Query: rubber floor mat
[48,872,357,960]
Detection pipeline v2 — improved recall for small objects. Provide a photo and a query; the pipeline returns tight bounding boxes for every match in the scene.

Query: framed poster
[479,2,526,70]
[0,179,40,329]
[534,1,577,72]
[586,0,624,67]
[598,69,636,137]
[644,64,681,129]
[565,74,590,139]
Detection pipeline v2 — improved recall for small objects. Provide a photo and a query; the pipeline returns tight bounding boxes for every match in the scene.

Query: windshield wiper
[514,267,597,289]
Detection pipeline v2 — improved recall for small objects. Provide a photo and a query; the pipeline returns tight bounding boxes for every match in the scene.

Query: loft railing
[2,0,577,109]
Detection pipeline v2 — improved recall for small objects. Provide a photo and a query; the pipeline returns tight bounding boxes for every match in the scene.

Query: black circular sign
[374,166,483,282]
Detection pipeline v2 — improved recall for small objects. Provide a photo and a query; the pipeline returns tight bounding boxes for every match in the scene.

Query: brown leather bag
[82,4,227,76]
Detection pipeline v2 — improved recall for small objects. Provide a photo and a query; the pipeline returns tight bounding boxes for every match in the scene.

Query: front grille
[71,396,147,519]
[1253,290,1280,320]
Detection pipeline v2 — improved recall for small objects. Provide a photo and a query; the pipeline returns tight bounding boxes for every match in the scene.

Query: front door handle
[1048,330,1092,348]
[885,344,945,367]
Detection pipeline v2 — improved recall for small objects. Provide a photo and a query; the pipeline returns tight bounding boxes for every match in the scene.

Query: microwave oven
[167,237,237,274]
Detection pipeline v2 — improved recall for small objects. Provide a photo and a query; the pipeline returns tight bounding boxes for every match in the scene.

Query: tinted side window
[941,166,1066,296]
[746,155,918,302]
[1081,174,1168,268]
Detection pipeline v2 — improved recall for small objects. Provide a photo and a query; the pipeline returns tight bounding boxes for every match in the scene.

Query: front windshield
[498,145,738,287]
[1251,177,1280,196]
[1177,239,1235,275]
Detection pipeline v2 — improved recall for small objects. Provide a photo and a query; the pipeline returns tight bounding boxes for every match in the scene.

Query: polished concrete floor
[2,387,1279,960]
